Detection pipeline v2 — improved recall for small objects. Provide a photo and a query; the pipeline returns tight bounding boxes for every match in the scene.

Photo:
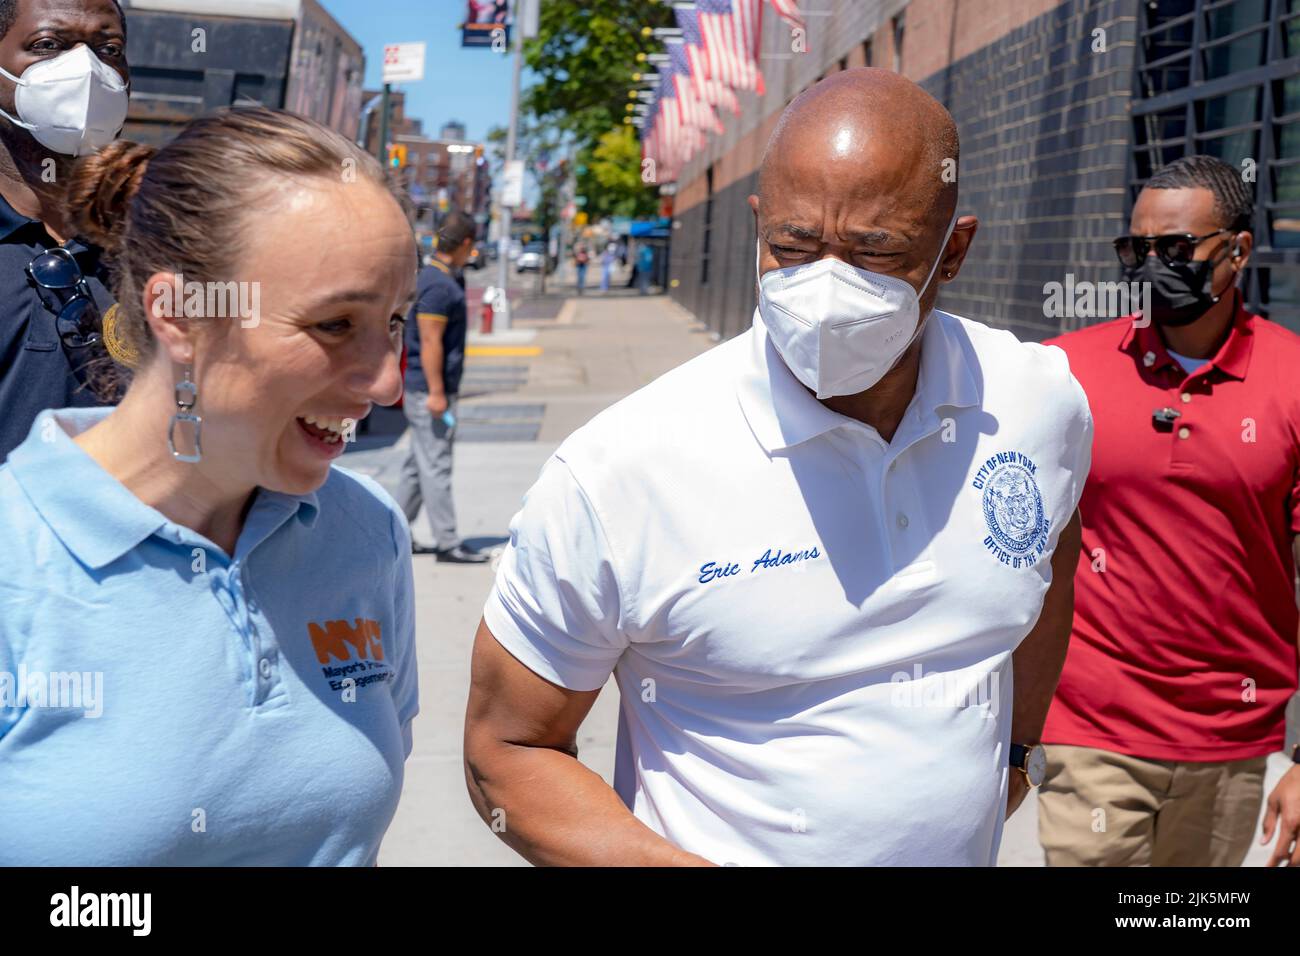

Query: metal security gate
[1130,0,1300,330]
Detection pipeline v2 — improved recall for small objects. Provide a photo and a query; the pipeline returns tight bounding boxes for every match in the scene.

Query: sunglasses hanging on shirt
[25,245,103,349]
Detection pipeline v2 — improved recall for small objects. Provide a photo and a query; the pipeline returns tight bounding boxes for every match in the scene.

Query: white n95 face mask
[756,213,958,399]
[0,45,128,157]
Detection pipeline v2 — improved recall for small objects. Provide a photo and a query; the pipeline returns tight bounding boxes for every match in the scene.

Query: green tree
[522,0,670,218]
[584,125,658,219]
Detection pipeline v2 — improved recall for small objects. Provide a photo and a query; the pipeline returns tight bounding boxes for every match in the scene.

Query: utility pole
[556,150,576,288]
[494,25,523,332]
[376,83,391,166]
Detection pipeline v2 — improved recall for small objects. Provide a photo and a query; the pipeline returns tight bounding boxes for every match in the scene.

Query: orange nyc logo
[308,618,385,664]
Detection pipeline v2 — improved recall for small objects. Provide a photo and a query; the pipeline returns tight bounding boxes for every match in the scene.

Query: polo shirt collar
[915,308,983,415]
[0,189,41,243]
[736,308,982,454]
[258,487,320,531]
[7,407,320,569]
[1119,290,1254,381]
[0,189,96,259]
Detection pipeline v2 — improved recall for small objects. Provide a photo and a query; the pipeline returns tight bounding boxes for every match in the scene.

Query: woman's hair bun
[65,140,157,253]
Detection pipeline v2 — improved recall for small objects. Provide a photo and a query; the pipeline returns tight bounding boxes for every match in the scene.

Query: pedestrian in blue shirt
[0,106,420,865]
[0,0,132,462]
[637,243,655,295]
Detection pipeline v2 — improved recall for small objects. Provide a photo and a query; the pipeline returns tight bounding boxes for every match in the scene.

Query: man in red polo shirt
[1039,155,1300,867]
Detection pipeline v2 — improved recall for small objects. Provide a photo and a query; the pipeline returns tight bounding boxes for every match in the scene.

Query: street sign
[500,160,524,208]
[383,43,426,83]
[520,0,539,39]
[462,0,512,47]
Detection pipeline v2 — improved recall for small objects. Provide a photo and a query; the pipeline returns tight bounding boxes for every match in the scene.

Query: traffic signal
[387,144,408,168]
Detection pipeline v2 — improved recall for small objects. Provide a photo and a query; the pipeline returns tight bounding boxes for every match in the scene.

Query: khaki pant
[1037,744,1267,867]
[396,391,460,551]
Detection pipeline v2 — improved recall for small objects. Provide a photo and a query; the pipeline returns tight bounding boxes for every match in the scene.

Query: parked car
[516,242,548,273]
[467,242,486,270]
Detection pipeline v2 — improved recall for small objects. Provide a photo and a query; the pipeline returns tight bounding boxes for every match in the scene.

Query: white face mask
[756,213,958,399]
[0,45,128,157]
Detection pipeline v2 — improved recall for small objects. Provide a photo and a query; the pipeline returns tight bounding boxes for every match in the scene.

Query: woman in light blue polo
[0,107,419,865]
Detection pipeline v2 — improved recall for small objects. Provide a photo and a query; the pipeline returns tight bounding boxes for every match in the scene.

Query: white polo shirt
[485,309,1092,866]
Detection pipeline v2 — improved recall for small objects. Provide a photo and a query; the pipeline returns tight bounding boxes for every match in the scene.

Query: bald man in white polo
[462,69,1092,866]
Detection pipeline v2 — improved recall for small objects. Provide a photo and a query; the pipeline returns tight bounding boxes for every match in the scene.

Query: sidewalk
[352,290,1292,867]
[346,291,714,866]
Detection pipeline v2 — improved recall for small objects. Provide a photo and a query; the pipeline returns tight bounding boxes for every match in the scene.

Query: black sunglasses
[1112,229,1233,269]
[26,246,102,349]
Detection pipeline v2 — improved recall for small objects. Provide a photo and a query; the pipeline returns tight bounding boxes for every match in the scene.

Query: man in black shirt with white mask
[0,0,129,461]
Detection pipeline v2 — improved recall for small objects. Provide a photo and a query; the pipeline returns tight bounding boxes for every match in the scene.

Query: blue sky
[323,0,518,144]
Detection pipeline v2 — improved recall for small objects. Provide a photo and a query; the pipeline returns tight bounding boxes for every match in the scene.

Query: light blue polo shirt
[0,407,419,865]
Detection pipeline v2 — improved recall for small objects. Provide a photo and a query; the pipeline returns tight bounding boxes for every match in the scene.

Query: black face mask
[1124,249,1232,327]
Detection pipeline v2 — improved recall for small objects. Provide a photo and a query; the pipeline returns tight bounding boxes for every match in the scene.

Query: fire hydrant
[480,286,495,335]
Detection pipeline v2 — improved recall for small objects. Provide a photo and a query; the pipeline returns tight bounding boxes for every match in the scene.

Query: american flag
[675,4,741,117]
[660,102,689,179]
[662,48,705,173]
[654,66,689,177]
[668,40,723,136]
[640,94,661,169]
[648,85,669,176]
[768,0,805,29]
[697,0,764,94]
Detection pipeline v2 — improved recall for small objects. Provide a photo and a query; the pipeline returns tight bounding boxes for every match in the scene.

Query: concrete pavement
[347,287,1293,867]
[346,288,714,866]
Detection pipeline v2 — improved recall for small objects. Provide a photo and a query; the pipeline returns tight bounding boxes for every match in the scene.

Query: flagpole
[496,17,523,333]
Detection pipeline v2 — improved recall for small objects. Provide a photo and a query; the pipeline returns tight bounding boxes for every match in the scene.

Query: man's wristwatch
[1010,743,1047,788]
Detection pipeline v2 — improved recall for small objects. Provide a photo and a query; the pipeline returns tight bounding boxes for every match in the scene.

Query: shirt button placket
[1170,390,1194,465]
[882,452,917,572]
[239,562,280,706]
[225,560,258,701]
[209,567,252,691]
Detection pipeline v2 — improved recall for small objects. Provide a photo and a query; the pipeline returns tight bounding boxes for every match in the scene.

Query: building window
[892,14,904,72]
[1131,0,1300,328]
[839,55,848,72]
[863,38,873,67]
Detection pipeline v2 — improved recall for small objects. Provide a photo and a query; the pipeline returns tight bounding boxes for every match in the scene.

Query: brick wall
[921,0,1138,339]
[668,0,1139,343]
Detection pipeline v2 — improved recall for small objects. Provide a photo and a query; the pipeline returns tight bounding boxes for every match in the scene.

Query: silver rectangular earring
[168,364,202,463]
